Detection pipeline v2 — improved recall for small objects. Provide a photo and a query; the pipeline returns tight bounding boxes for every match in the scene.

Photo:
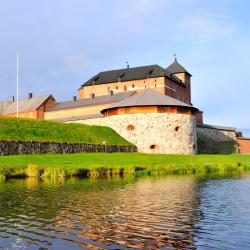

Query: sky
[0,0,249,135]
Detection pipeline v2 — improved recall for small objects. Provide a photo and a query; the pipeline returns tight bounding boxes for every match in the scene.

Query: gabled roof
[101,89,197,113]
[166,59,192,76]
[1,95,52,115]
[81,64,184,88]
[47,91,136,112]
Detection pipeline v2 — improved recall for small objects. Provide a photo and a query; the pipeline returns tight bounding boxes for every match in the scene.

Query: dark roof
[47,91,136,112]
[81,64,184,88]
[101,89,197,113]
[197,124,237,132]
[166,59,192,76]
[1,95,53,115]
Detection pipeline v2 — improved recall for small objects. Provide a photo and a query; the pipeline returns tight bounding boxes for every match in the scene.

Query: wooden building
[0,94,56,120]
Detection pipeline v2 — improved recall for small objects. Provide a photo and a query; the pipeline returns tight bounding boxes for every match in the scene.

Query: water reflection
[0,174,249,249]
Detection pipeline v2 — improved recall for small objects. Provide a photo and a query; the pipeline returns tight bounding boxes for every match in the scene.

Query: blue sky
[0,0,249,135]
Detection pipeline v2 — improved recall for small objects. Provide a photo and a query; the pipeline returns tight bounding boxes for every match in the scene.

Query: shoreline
[0,152,250,180]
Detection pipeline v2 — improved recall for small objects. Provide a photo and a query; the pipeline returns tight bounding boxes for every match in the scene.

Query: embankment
[0,153,250,180]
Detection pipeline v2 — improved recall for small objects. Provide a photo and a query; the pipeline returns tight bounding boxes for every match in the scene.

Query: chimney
[12,96,15,102]
[28,93,33,99]
[89,93,95,99]
[109,90,113,96]
[72,96,77,102]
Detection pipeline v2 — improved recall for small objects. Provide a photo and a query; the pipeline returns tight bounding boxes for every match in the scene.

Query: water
[0,174,250,249]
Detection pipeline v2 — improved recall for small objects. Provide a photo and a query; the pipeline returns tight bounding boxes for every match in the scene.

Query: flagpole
[16,53,19,117]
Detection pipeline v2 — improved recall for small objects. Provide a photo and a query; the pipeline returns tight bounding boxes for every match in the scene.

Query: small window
[193,144,196,150]
[150,144,158,150]
[155,84,157,88]
[116,86,118,90]
[127,124,135,131]
[132,84,135,88]
[175,126,180,132]
[124,86,127,91]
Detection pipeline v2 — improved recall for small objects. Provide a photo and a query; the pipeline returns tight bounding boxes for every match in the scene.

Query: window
[132,84,135,88]
[116,86,118,90]
[127,124,135,131]
[150,144,158,150]
[155,84,157,88]
[124,86,127,91]
[175,126,180,132]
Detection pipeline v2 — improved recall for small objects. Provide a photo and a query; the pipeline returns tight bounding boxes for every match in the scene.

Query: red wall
[237,138,250,154]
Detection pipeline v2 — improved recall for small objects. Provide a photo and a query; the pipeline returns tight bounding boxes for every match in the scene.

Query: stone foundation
[0,141,137,156]
[70,113,197,154]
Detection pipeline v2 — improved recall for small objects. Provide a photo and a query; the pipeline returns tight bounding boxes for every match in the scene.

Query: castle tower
[166,57,192,104]
[101,89,197,154]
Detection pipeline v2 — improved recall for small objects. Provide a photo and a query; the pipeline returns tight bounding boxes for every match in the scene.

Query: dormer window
[91,76,100,85]
[146,69,154,78]
[117,73,125,82]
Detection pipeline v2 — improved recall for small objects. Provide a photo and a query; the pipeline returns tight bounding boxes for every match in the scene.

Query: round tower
[101,89,198,154]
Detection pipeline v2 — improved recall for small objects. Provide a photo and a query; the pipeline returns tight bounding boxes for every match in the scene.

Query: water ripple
[0,174,250,249]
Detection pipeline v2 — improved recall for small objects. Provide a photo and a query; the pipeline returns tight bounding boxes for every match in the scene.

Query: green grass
[0,153,250,179]
[0,117,132,145]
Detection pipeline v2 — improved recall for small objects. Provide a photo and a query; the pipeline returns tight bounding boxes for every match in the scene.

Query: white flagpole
[16,53,19,117]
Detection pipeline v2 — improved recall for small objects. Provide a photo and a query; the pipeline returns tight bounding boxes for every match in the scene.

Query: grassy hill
[0,117,132,146]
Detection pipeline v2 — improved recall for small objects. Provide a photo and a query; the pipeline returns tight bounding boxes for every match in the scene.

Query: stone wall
[197,125,238,154]
[0,141,137,156]
[70,113,197,154]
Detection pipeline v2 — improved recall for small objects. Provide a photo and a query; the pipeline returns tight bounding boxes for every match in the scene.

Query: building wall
[197,127,237,154]
[165,76,191,104]
[237,138,250,154]
[3,110,39,119]
[79,77,166,99]
[79,76,191,104]
[67,113,197,155]
[44,103,112,120]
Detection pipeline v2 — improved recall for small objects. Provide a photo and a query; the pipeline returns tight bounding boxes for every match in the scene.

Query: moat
[0,173,250,249]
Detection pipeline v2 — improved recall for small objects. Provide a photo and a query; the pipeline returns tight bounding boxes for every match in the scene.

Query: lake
[0,173,250,249]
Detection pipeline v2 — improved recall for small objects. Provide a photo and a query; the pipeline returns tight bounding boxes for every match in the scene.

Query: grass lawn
[0,117,132,146]
[0,153,250,179]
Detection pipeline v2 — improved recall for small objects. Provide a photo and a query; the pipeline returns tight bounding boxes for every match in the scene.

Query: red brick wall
[237,138,250,154]
[165,77,191,105]
[194,111,203,124]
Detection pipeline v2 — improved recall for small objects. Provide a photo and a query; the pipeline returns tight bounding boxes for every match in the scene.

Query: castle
[0,59,249,154]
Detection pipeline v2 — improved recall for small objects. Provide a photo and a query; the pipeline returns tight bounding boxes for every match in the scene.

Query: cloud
[176,13,235,44]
